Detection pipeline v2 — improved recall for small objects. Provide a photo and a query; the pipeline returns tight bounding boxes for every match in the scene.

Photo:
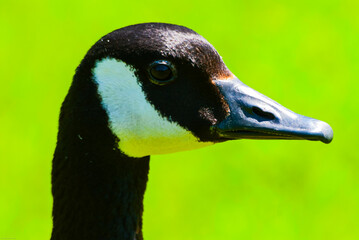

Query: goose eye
[148,60,176,85]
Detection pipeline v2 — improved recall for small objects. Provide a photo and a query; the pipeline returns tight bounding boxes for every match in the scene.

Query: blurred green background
[1,0,358,239]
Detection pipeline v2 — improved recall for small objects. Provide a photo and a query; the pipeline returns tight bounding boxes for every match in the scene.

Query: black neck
[51,68,150,240]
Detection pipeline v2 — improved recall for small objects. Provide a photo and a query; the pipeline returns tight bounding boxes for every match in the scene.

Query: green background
[1,0,358,239]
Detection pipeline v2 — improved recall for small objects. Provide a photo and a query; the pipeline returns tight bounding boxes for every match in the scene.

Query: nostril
[252,106,276,120]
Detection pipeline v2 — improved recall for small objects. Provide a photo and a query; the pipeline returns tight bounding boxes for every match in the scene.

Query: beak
[212,77,333,144]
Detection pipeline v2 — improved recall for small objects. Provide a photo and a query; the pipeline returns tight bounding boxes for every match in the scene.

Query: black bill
[212,77,333,144]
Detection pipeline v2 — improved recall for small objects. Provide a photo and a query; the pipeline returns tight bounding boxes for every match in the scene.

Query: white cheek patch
[93,58,212,158]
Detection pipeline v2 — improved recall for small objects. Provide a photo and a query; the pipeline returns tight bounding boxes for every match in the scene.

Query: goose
[51,22,333,240]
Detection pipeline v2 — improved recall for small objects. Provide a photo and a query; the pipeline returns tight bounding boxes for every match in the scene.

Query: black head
[70,23,332,158]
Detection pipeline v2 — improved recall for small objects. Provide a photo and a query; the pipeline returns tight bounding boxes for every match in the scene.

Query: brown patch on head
[214,73,235,80]
[209,74,235,117]
[210,83,231,118]
[199,107,218,125]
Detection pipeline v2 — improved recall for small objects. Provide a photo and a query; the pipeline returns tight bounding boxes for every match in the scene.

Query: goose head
[84,23,332,158]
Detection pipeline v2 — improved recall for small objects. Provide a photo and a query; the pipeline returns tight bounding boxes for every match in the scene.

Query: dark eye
[148,60,176,85]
